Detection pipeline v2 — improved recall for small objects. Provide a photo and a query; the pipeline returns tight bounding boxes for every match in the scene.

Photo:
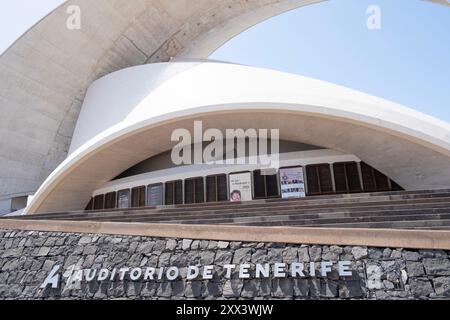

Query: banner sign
[229,172,253,202]
[147,183,164,206]
[279,167,306,199]
[117,189,131,209]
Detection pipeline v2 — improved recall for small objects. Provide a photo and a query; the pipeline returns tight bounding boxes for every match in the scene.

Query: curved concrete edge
[24,61,450,214]
[71,61,450,154]
[1,219,450,250]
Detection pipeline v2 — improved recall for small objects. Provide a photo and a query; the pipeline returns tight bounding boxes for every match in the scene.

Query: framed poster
[279,167,306,199]
[147,183,164,206]
[229,172,253,202]
[117,189,131,209]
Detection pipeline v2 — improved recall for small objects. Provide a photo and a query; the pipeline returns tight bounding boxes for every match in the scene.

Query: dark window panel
[307,164,334,195]
[165,180,183,205]
[333,163,348,193]
[361,162,400,192]
[185,177,205,204]
[390,180,404,191]
[139,187,146,207]
[165,182,174,205]
[104,192,117,210]
[361,162,377,192]
[346,162,362,192]
[333,162,362,194]
[253,170,280,199]
[93,194,104,210]
[206,176,217,202]
[131,186,146,208]
[253,170,266,199]
[306,165,320,195]
[85,198,94,211]
[374,170,390,191]
[318,164,333,193]
[131,189,139,207]
[195,178,205,203]
[217,175,228,201]
[185,179,195,204]
[266,174,280,198]
[174,181,183,205]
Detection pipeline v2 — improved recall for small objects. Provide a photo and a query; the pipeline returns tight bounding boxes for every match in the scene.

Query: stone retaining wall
[0,229,449,300]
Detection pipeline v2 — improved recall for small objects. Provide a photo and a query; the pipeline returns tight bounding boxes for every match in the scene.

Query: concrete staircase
[6,189,450,230]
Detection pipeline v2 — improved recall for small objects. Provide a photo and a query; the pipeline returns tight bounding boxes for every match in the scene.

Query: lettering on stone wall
[41,261,353,290]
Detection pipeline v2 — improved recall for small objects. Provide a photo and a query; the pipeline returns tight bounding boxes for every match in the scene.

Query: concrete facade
[0,196,28,216]
[0,0,449,205]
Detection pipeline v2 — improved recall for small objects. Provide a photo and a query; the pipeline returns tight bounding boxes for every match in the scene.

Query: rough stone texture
[433,277,450,297]
[0,230,449,300]
[423,259,450,276]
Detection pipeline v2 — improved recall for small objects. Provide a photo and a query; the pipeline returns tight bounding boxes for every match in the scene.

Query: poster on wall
[117,189,131,209]
[279,167,306,199]
[229,172,253,202]
[147,183,164,206]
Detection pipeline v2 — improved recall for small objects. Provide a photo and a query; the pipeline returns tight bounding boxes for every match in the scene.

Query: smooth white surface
[71,60,450,155]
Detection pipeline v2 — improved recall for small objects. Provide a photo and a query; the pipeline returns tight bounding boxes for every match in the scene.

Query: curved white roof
[25,61,450,214]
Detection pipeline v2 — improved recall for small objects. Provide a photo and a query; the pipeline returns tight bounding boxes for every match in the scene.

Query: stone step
[149,211,450,227]
[411,225,450,230]
[141,208,450,225]
[36,199,450,222]
[242,212,450,227]
[7,189,450,231]
[78,206,450,226]
[295,219,450,230]
[168,215,450,230]
[18,189,450,219]
[19,192,450,221]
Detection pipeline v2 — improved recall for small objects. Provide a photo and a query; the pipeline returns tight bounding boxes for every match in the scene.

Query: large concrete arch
[24,61,450,214]
[0,0,448,201]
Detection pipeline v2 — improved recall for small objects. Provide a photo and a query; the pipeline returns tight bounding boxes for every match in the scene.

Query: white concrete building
[0,0,449,214]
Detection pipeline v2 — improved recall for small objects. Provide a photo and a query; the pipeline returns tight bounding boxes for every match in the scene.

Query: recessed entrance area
[86,159,403,211]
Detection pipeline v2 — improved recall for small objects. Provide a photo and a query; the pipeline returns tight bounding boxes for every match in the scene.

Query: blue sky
[212,0,450,122]
[1,0,449,122]
[0,0,65,52]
